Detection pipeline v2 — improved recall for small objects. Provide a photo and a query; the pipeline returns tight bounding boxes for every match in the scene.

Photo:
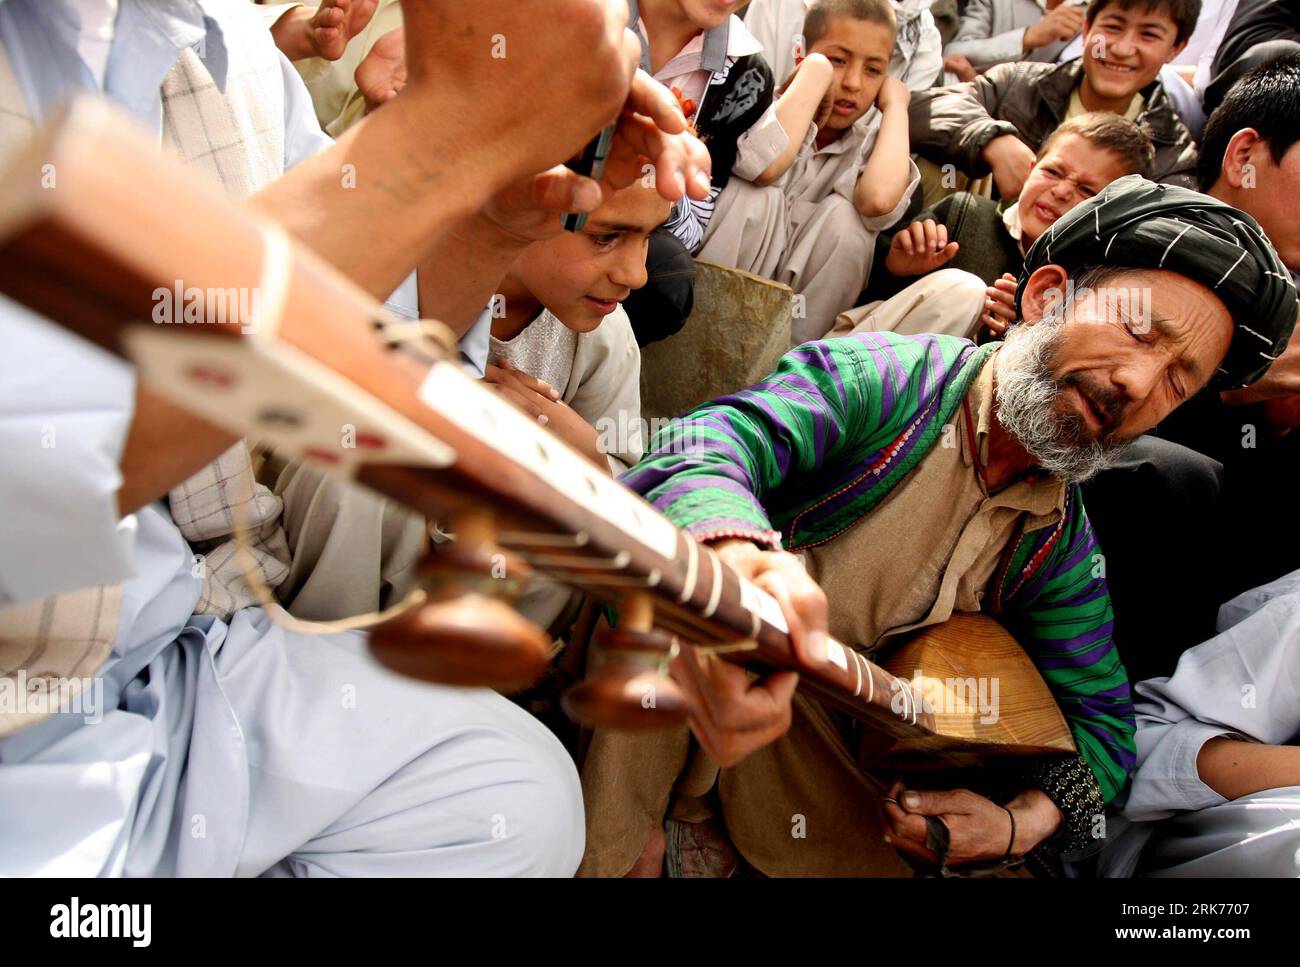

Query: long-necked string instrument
[0,100,1074,766]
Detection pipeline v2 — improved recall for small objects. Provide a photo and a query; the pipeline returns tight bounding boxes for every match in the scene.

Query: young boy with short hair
[698,0,919,342]
[486,183,673,477]
[275,183,670,636]
[745,0,946,91]
[910,0,1200,196]
[631,1,775,251]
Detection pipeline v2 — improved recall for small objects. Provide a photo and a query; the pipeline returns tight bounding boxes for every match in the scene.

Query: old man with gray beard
[577,175,1297,878]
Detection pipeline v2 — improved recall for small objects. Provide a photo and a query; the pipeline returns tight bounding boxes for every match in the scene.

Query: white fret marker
[739,577,788,633]
[826,639,848,671]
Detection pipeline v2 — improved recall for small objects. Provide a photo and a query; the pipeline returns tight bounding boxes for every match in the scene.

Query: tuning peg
[561,593,690,729]
[369,591,553,691]
[368,510,553,691]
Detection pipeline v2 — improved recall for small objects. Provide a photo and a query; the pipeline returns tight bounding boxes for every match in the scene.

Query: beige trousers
[830,268,988,340]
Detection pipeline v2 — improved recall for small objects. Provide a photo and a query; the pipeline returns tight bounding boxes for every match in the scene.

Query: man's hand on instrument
[980,273,1019,336]
[669,641,799,768]
[662,539,833,768]
[879,779,1062,867]
[712,539,830,668]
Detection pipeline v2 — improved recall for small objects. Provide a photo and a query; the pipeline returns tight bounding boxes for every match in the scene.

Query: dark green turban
[1015,175,1298,390]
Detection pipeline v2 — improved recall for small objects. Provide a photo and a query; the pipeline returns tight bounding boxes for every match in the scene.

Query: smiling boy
[698,0,919,342]
[910,0,1200,197]
[488,183,674,475]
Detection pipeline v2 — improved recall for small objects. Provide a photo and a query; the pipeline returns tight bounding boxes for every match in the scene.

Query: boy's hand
[1025,3,1085,51]
[356,26,406,113]
[981,273,1019,336]
[943,54,977,82]
[884,219,960,277]
[484,360,561,420]
[875,76,910,113]
[982,134,1036,199]
[310,0,378,60]
[485,361,607,467]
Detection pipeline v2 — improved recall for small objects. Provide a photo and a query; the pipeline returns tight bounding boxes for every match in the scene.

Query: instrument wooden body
[0,100,1074,765]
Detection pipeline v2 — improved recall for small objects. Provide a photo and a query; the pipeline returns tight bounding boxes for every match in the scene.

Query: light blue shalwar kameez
[1099,569,1300,878]
[0,0,582,877]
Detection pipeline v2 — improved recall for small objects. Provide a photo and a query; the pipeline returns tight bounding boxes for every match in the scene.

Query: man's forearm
[250,95,513,303]
[417,214,534,337]
[1197,736,1300,801]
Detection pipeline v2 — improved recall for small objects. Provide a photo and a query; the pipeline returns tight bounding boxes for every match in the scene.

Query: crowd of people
[1,0,1299,879]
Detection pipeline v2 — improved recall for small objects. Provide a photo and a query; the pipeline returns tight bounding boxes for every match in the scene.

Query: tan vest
[803,350,1066,654]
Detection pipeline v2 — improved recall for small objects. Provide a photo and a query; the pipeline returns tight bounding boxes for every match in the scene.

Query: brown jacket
[908,58,1198,189]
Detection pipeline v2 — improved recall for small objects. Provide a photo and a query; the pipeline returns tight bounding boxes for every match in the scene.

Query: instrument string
[228,474,432,635]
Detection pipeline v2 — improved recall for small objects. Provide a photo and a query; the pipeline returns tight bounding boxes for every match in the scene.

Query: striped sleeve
[620,338,909,547]
[1003,490,1137,803]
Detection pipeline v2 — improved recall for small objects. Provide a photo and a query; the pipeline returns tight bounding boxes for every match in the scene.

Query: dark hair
[1197,52,1300,192]
[1084,0,1201,46]
[1038,112,1156,179]
[803,0,897,49]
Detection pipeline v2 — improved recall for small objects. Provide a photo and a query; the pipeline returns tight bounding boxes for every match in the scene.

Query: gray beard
[994,316,1133,484]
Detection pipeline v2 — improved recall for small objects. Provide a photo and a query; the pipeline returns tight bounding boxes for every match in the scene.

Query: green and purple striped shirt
[622,332,1137,802]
